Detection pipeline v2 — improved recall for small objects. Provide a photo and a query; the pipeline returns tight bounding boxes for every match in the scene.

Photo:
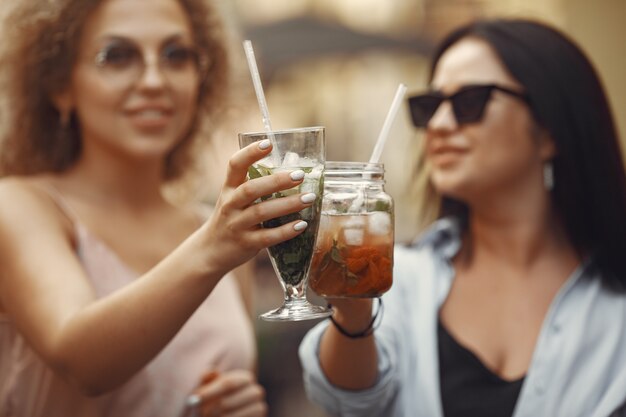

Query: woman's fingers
[233,192,316,229]
[191,370,267,417]
[204,143,320,273]
[195,370,253,403]
[219,383,266,416]
[245,218,309,249]
[200,397,267,417]
[228,169,307,209]
[224,140,272,188]
[221,400,268,417]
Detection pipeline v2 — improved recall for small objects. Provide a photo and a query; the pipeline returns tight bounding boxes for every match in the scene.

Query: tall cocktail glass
[238,127,332,321]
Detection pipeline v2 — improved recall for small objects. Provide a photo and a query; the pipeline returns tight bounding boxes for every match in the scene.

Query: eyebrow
[97,33,193,47]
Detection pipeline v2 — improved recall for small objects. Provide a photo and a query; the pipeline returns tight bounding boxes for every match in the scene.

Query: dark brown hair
[0,0,230,180]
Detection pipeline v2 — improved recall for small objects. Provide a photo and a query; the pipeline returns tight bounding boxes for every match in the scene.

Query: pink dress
[0,192,256,417]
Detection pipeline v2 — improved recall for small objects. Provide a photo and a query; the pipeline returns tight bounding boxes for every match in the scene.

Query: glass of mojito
[238,127,331,321]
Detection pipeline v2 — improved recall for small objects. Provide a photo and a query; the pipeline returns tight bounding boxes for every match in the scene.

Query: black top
[438,319,525,417]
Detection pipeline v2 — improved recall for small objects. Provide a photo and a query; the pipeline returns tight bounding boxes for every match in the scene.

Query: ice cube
[343,216,365,245]
[300,180,318,195]
[329,193,354,215]
[344,228,364,246]
[272,166,290,174]
[298,157,317,169]
[300,164,323,194]
[347,191,365,214]
[307,164,323,179]
[368,212,392,236]
[256,157,275,169]
[282,152,300,167]
[344,216,366,229]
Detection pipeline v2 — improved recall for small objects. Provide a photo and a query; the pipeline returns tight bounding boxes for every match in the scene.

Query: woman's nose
[427,100,458,133]
[136,55,167,90]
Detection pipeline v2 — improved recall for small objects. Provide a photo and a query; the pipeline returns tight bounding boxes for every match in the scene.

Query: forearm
[48,235,222,395]
[318,301,379,389]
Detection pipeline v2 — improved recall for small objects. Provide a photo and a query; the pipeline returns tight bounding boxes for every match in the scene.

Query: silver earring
[543,162,554,191]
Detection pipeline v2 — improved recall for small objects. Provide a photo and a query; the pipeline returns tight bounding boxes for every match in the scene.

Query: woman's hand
[199,140,316,277]
[187,370,267,417]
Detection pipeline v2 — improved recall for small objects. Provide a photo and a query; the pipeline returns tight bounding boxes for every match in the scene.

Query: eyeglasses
[408,84,529,128]
[92,38,207,86]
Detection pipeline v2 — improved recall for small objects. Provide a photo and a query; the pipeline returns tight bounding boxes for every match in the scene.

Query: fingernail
[290,170,305,181]
[294,221,308,231]
[186,395,201,408]
[258,139,271,150]
[300,193,316,204]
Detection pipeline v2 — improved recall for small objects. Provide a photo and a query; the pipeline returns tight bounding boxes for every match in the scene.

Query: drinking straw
[369,83,408,164]
[243,40,280,165]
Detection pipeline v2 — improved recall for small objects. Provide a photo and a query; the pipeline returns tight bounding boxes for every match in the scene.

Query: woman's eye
[95,45,139,68]
[162,46,197,68]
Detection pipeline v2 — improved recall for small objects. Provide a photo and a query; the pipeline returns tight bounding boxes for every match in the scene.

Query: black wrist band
[327,297,384,339]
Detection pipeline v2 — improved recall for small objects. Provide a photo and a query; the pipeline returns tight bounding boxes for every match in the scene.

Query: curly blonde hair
[0,0,230,180]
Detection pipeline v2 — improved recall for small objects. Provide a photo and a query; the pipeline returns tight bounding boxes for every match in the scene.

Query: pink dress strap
[33,182,82,224]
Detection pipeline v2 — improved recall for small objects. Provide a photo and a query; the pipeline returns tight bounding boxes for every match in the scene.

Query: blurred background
[200,1,625,416]
[0,0,620,415]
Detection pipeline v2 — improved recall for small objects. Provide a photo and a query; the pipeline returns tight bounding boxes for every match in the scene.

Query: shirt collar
[412,216,462,260]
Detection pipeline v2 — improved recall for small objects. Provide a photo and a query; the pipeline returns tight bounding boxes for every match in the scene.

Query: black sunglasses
[408,84,529,128]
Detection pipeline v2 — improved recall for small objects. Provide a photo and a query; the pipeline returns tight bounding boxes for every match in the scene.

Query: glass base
[259,299,332,322]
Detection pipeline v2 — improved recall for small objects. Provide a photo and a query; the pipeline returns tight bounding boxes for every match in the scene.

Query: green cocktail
[249,163,323,287]
[239,127,331,321]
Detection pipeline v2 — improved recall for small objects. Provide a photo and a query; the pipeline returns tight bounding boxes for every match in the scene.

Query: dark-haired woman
[299,18,626,417]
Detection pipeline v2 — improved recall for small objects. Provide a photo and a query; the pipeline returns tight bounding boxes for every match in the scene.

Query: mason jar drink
[308,161,394,298]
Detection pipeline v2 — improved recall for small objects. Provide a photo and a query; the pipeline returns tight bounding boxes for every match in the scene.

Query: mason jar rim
[238,126,324,139]
[325,161,384,170]
[323,161,385,182]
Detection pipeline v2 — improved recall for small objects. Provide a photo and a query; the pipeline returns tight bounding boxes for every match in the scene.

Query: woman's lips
[429,145,469,166]
[125,108,173,130]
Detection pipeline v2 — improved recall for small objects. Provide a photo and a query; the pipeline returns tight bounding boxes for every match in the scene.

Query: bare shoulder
[0,176,73,242]
[0,176,58,216]
[0,177,98,333]
[0,176,46,213]
[0,176,77,313]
